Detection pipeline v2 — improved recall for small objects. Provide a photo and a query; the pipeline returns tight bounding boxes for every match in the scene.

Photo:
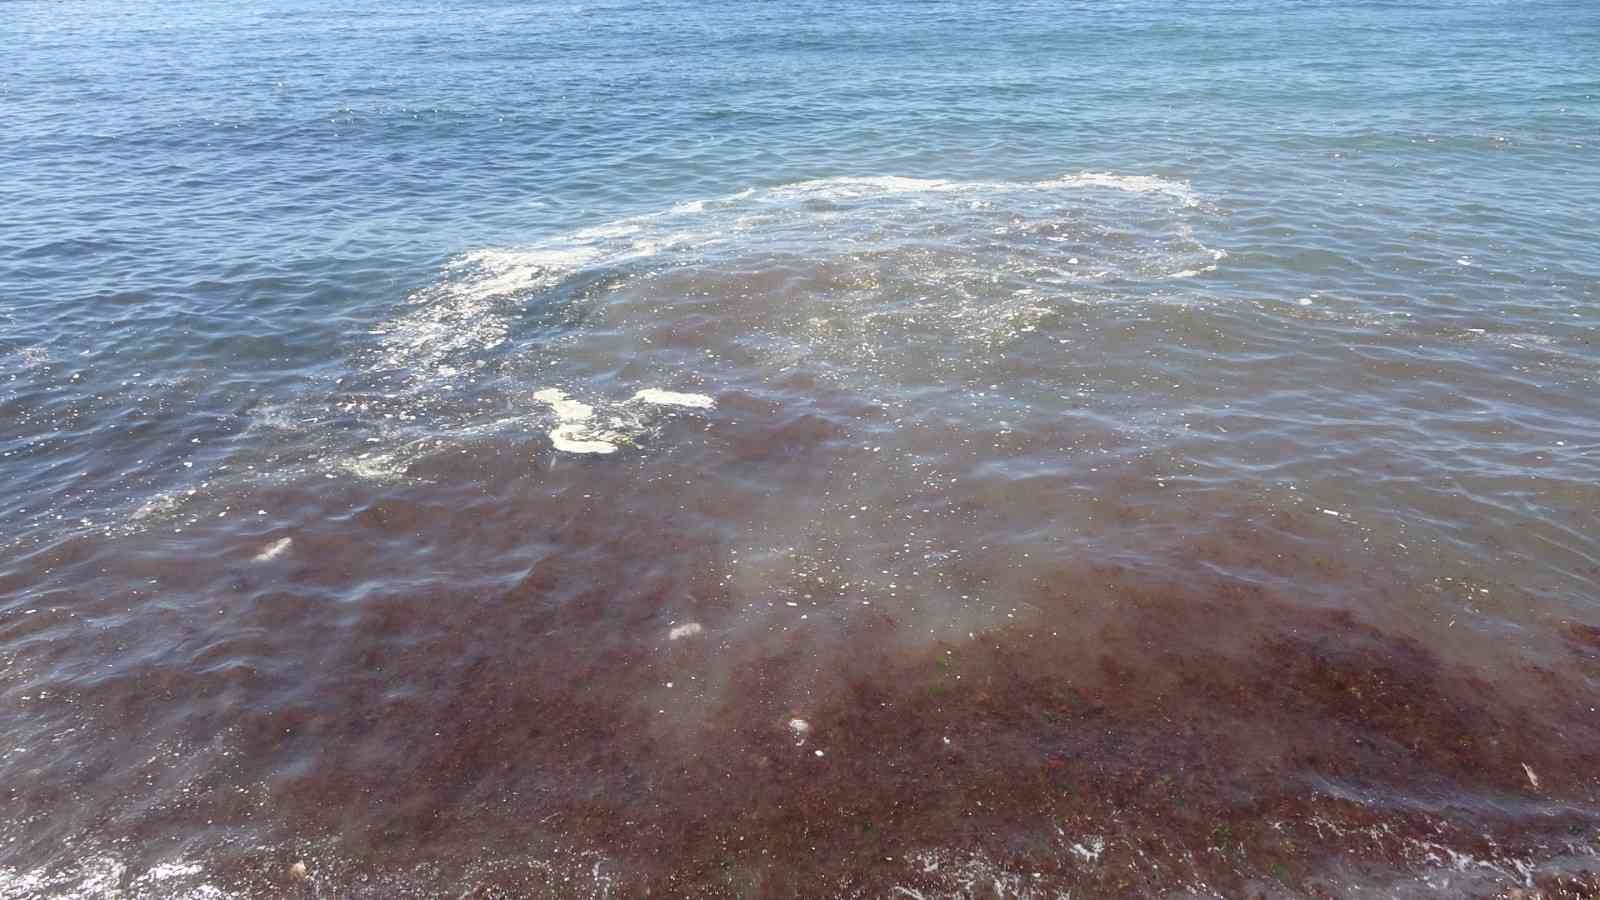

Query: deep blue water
[3,1,1600,896]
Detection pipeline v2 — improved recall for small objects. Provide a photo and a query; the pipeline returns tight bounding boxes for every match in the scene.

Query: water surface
[3,0,1600,896]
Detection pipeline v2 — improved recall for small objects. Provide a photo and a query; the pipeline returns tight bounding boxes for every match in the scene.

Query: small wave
[372,247,602,379]
[1048,171,1202,208]
[0,854,233,900]
[88,171,1220,546]
[281,172,1225,479]
[370,170,1216,380]
[754,172,1201,207]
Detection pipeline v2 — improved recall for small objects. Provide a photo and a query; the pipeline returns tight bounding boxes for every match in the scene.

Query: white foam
[534,389,620,454]
[668,622,702,640]
[533,388,596,422]
[761,175,966,201]
[895,849,1037,899]
[333,452,410,482]
[373,247,603,380]
[1049,172,1201,208]
[0,854,234,900]
[534,386,714,455]
[628,388,715,409]
[453,247,601,299]
[140,862,204,881]
[131,491,187,522]
[339,169,1218,478]
[753,172,1201,208]
[548,423,620,455]
[377,170,1211,393]
[1069,835,1106,863]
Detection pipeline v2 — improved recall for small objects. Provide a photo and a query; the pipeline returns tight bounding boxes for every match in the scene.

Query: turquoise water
[3,1,1600,896]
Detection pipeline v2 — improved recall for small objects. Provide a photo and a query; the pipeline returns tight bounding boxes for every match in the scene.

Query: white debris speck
[252,537,293,562]
[668,622,703,640]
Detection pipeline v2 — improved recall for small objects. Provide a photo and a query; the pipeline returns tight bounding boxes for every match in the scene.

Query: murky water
[3,1,1600,896]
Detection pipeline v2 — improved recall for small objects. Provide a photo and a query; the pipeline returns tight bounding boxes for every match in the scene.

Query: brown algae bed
[139,570,1600,898]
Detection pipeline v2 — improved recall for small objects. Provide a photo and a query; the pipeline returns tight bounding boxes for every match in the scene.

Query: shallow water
[4,0,1600,896]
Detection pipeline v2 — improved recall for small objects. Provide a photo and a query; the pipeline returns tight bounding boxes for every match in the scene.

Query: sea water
[3,0,1599,895]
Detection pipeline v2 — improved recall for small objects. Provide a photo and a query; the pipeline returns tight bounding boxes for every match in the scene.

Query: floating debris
[252,537,293,562]
[628,388,715,409]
